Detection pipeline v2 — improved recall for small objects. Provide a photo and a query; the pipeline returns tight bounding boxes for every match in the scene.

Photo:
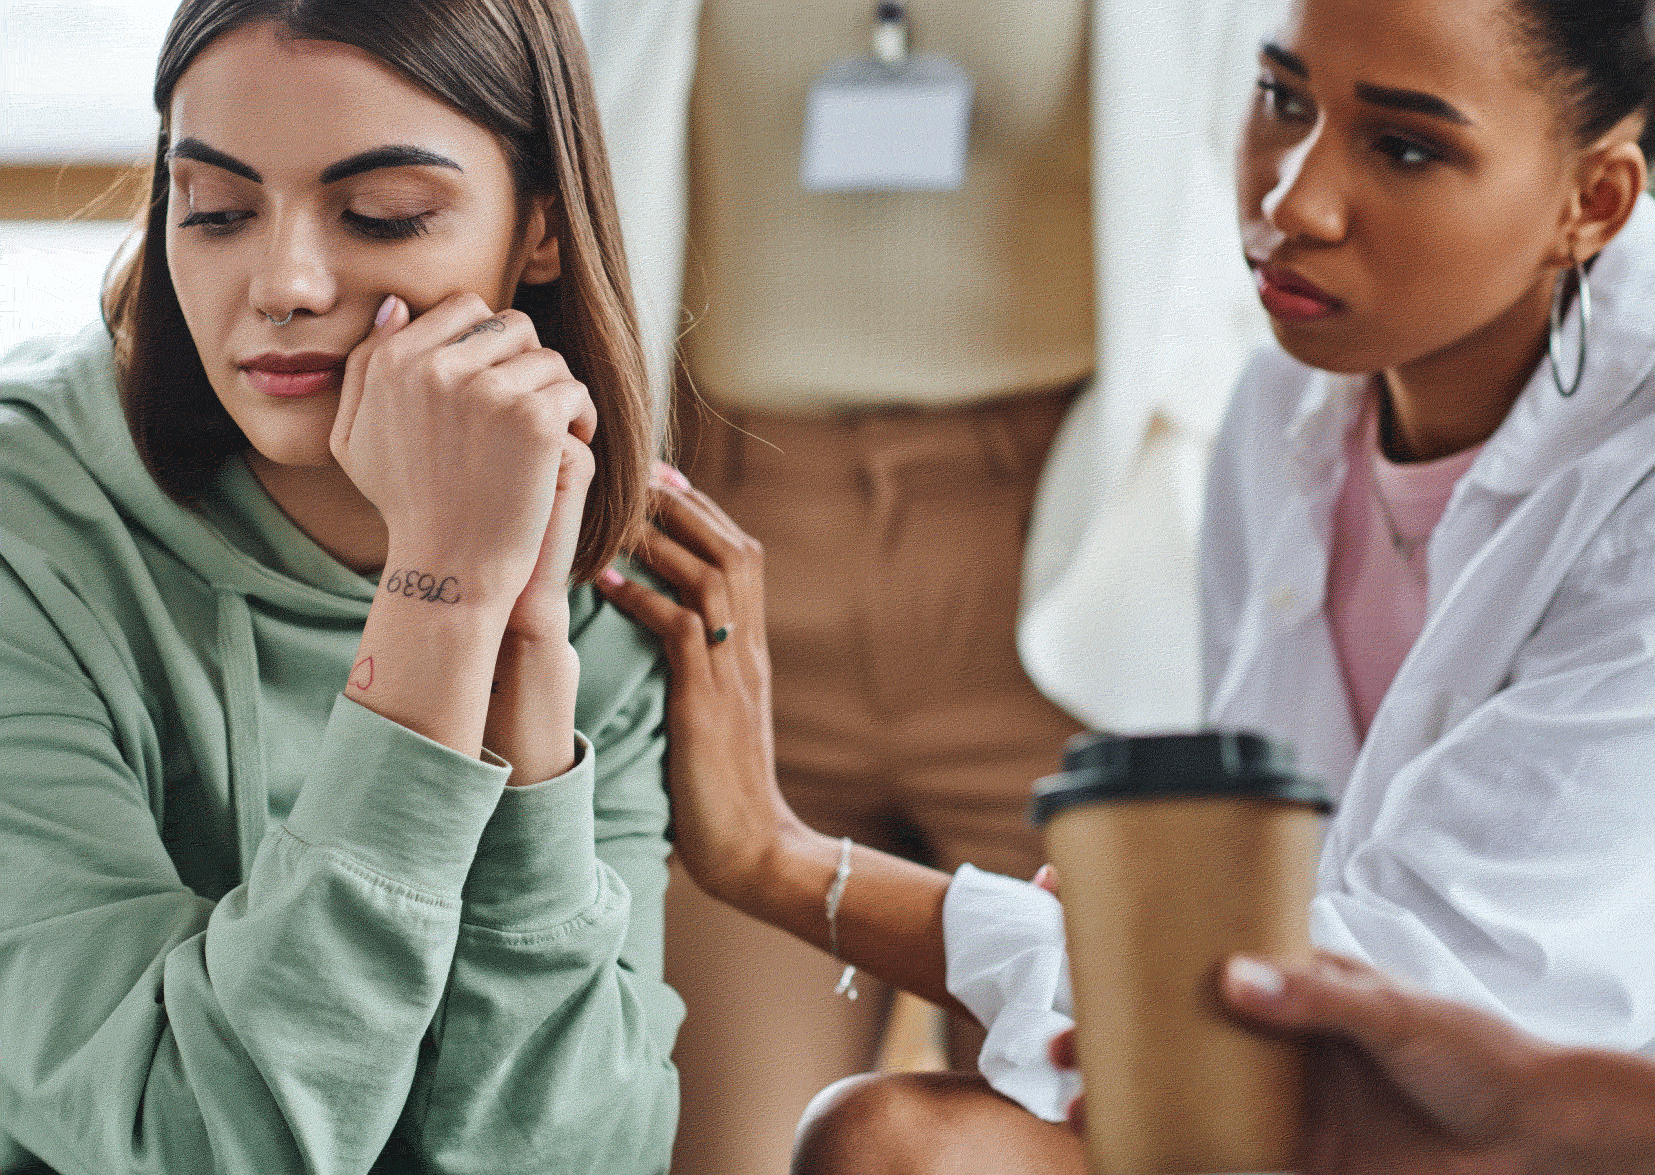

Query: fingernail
[1033,864,1053,888]
[1226,956,1285,999]
[597,567,624,588]
[374,295,397,328]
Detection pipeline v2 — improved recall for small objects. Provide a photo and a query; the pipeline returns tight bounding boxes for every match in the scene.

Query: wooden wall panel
[2,165,148,221]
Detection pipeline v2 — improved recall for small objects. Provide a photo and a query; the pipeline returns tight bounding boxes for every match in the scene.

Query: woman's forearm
[484,631,581,784]
[345,556,513,758]
[728,825,965,1017]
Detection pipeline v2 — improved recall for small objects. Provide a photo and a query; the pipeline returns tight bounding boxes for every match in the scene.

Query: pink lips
[240,352,346,399]
[1252,263,1343,323]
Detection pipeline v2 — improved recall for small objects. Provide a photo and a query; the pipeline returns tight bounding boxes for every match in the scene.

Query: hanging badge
[801,3,973,193]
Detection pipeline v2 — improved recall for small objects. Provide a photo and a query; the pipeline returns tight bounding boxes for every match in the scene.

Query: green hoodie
[0,327,682,1174]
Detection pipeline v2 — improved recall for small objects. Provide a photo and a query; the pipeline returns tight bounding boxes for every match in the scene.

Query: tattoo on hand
[383,569,463,604]
[350,656,375,692]
[447,317,507,346]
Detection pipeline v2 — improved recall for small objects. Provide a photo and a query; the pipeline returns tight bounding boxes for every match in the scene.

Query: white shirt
[947,194,1655,1120]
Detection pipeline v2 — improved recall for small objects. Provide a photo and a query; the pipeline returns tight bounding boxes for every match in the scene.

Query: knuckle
[456,292,492,319]
[566,440,597,480]
[706,534,740,567]
[498,307,537,338]
[668,610,705,643]
[688,564,723,598]
[522,396,566,437]
[469,366,511,400]
[421,348,456,388]
[546,349,575,381]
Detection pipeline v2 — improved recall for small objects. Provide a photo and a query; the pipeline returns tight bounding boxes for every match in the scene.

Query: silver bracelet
[825,836,858,1001]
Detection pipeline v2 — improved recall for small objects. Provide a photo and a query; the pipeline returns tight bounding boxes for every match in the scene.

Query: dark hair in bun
[1507,0,1655,162]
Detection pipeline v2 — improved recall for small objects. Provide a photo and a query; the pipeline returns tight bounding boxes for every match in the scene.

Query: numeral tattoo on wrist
[447,316,507,346]
[383,568,463,604]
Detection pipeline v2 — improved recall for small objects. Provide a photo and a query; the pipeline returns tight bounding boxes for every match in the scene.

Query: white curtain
[2,1,169,349]
[3,0,175,164]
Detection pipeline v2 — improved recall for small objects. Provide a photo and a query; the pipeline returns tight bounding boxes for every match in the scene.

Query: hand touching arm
[597,468,963,1015]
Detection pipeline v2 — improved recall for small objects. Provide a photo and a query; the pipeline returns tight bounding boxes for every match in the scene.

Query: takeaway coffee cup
[1030,731,1332,1175]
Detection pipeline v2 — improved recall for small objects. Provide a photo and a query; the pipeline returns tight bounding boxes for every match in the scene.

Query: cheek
[163,228,227,356]
[1364,181,1552,334]
[368,237,524,315]
[372,196,529,314]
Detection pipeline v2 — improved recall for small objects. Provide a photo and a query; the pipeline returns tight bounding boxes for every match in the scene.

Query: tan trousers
[666,387,1090,1175]
[676,386,1088,877]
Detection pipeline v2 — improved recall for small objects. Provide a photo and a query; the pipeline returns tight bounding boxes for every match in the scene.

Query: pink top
[1326,390,1483,735]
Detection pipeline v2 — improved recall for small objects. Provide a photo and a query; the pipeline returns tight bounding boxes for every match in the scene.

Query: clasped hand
[333,292,595,779]
[332,292,596,630]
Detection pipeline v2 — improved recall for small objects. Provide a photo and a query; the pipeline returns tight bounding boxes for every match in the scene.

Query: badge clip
[800,2,973,193]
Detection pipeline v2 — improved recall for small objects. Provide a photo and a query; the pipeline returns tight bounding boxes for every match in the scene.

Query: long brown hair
[104,0,649,583]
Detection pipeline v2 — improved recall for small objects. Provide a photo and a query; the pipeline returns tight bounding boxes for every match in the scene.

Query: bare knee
[791,1072,951,1175]
[790,1072,1085,1175]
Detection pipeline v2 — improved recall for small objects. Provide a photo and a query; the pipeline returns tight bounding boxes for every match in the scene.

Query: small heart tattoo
[350,656,374,692]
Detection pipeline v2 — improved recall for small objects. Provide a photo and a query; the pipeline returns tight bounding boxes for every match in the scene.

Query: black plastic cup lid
[1029,731,1333,826]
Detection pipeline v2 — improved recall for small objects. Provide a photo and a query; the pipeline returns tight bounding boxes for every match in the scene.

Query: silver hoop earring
[264,310,295,327]
[1547,259,1591,399]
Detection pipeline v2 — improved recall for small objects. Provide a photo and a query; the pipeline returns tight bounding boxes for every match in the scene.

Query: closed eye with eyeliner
[176,206,435,240]
[168,137,461,241]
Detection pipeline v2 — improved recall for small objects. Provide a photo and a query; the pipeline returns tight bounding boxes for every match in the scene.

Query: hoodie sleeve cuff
[460,732,600,931]
[284,694,510,901]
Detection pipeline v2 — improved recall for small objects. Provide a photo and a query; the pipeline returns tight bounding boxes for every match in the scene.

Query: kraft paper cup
[1031,732,1332,1175]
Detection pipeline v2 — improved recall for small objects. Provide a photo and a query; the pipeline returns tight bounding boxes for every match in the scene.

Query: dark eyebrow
[167,137,261,182]
[1261,42,1472,127]
[1261,42,1307,78]
[318,145,463,184]
[1354,82,1472,126]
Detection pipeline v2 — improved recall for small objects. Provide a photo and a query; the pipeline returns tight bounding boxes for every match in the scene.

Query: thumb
[1222,953,1434,1064]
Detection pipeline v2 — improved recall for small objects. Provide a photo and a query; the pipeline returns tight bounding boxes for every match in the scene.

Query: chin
[241,428,340,472]
[1267,319,1378,376]
[221,394,342,472]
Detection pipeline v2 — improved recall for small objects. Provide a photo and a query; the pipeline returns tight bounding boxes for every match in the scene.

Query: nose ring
[264,310,295,327]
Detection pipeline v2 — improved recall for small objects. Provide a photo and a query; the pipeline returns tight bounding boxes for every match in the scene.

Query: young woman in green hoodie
[0,2,679,1172]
